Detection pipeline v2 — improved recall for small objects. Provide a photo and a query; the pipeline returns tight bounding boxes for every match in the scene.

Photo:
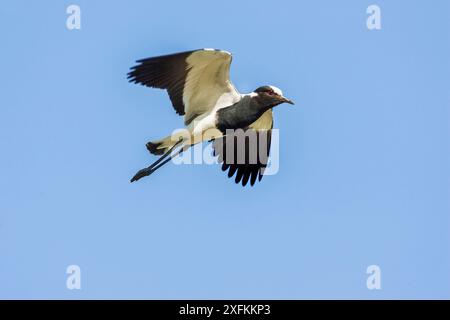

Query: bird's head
[253,85,294,108]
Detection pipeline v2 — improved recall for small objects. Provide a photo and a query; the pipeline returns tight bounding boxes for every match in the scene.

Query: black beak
[281,96,295,105]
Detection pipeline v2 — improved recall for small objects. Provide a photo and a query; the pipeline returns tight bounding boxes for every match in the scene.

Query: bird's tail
[146,135,180,155]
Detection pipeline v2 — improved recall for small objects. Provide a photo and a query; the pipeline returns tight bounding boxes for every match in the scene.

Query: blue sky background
[0,0,449,299]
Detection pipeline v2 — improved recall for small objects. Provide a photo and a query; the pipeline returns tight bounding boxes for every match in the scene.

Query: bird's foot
[130,167,154,183]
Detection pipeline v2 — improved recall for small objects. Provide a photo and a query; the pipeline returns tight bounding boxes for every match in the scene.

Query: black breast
[216,96,269,133]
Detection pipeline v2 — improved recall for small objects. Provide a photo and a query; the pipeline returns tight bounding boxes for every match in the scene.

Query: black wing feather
[213,129,272,187]
[127,50,196,115]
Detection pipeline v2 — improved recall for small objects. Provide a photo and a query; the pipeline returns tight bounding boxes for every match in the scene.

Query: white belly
[187,111,223,145]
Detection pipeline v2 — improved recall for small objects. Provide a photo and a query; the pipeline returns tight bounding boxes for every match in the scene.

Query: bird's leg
[130,139,185,183]
[149,138,184,169]
[148,144,191,173]
[138,148,181,177]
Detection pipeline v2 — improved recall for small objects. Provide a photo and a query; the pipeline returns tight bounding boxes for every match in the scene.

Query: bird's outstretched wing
[212,110,273,187]
[127,49,241,125]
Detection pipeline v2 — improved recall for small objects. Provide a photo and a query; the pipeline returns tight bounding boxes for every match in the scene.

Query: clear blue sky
[0,0,449,299]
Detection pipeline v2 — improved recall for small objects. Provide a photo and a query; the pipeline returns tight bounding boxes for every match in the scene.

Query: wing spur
[212,110,273,187]
[127,49,240,125]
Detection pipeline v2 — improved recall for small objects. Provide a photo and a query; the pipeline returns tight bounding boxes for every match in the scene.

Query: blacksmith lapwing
[128,49,294,186]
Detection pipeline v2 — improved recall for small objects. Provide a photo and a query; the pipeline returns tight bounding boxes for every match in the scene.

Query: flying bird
[128,49,294,186]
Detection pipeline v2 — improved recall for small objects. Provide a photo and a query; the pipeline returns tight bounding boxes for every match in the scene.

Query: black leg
[130,140,185,183]
[147,138,182,170]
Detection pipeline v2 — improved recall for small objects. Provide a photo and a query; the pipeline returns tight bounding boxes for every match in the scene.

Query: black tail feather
[146,141,164,155]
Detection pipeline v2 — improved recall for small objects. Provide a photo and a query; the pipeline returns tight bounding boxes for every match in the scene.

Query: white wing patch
[213,91,240,110]
[182,50,241,125]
